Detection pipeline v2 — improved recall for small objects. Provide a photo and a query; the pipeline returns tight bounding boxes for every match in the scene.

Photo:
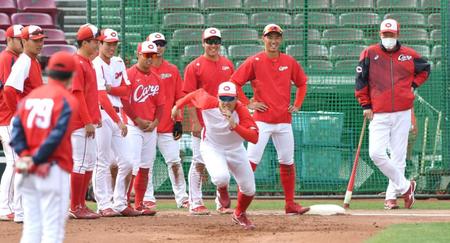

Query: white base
[306,204,346,216]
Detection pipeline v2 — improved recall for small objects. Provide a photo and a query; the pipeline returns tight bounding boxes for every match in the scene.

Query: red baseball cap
[47,51,76,73]
[21,25,46,40]
[263,24,283,36]
[6,25,24,38]
[77,23,100,41]
[99,28,119,42]
[137,41,158,54]
[380,19,399,34]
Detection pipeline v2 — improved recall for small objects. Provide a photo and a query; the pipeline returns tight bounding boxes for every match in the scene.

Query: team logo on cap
[155,34,162,38]
[210,29,216,34]
[111,32,117,37]
[385,23,392,28]
[149,44,154,49]
[223,86,231,91]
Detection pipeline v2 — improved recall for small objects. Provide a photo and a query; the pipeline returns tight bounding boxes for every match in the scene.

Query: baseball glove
[173,121,183,140]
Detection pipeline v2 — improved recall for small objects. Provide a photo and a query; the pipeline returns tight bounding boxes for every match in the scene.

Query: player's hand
[191,120,202,138]
[288,105,300,113]
[117,121,128,137]
[221,108,237,129]
[97,121,103,128]
[85,123,96,138]
[134,117,150,131]
[363,109,373,121]
[171,106,181,121]
[15,156,33,174]
[34,163,51,178]
[172,121,183,140]
[105,84,112,93]
[248,101,268,112]
[143,120,158,133]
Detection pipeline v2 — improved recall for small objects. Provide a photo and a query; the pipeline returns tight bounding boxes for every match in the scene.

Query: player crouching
[10,52,79,243]
[171,82,258,230]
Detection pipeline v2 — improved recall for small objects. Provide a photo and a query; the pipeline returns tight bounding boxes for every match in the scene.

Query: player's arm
[231,103,259,144]
[412,53,431,88]
[9,114,30,157]
[355,48,373,119]
[144,80,166,132]
[4,56,31,113]
[172,89,217,120]
[98,91,127,136]
[183,62,203,137]
[289,61,308,113]
[109,61,131,97]
[72,64,96,137]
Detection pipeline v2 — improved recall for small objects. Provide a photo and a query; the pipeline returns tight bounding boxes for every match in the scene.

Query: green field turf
[366,222,450,243]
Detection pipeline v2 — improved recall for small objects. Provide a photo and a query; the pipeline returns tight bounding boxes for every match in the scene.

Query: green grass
[366,222,450,243]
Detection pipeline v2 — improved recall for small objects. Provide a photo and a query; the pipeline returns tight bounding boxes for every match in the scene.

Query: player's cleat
[217,207,234,215]
[99,208,121,217]
[285,202,310,215]
[0,213,14,221]
[82,206,101,218]
[189,205,210,216]
[120,206,143,217]
[403,180,416,209]
[384,199,400,210]
[136,204,157,216]
[142,201,156,209]
[69,206,100,219]
[179,200,189,209]
[232,212,255,230]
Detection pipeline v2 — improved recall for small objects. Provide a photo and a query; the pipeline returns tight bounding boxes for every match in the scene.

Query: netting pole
[302,0,308,67]
[120,0,126,60]
[96,0,102,28]
[86,0,91,23]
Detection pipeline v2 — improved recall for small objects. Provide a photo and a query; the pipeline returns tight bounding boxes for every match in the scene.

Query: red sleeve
[72,60,85,92]
[183,62,199,94]
[120,98,137,120]
[411,50,430,88]
[355,48,372,109]
[108,78,130,97]
[73,90,93,125]
[3,86,19,114]
[174,68,185,121]
[292,60,308,108]
[98,90,120,123]
[175,89,218,110]
[233,103,258,144]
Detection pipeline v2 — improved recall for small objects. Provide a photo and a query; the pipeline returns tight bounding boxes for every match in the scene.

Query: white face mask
[381,38,397,50]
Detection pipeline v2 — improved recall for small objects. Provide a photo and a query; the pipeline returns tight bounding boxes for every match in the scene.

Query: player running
[0,24,23,221]
[11,51,79,243]
[171,82,258,229]
[231,24,310,215]
[142,32,189,209]
[183,27,234,215]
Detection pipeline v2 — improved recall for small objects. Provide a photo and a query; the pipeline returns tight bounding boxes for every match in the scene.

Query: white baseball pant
[71,127,97,174]
[0,125,16,216]
[93,110,134,212]
[247,122,295,165]
[18,165,70,243]
[188,136,205,209]
[128,126,157,175]
[144,133,188,207]
[369,109,412,198]
[200,142,255,196]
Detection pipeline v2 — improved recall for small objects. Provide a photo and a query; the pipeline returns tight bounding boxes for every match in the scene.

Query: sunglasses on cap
[30,29,44,36]
[153,40,167,47]
[204,38,222,45]
[219,96,236,102]
[142,52,158,59]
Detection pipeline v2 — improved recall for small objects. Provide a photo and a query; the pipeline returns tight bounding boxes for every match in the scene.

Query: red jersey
[126,65,165,122]
[151,60,184,133]
[71,54,101,129]
[231,52,308,124]
[0,49,19,125]
[10,80,79,173]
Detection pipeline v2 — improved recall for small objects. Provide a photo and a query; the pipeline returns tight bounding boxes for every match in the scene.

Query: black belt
[100,106,120,113]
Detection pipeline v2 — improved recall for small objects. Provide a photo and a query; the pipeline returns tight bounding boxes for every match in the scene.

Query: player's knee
[369,148,388,164]
[211,174,230,188]
[279,159,294,166]
[240,182,256,196]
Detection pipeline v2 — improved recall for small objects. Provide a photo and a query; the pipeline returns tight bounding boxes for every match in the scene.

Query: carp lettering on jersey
[133,84,160,103]
[115,71,123,79]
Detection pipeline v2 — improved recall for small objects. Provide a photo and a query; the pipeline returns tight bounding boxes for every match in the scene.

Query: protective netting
[87,0,448,196]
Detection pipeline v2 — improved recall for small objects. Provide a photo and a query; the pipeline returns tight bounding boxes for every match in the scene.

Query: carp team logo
[222,66,230,71]
[155,34,162,38]
[111,32,117,37]
[160,73,172,79]
[210,29,216,34]
[133,84,159,103]
[398,54,412,62]
[115,71,122,79]
[148,44,155,49]
[279,66,288,71]
[385,23,392,28]
[223,86,231,91]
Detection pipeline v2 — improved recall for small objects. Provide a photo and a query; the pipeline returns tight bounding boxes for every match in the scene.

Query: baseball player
[183,27,234,215]
[0,24,23,221]
[10,51,79,243]
[2,25,46,223]
[142,32,189,209]
[121,41,163,216]
[355,19,430,209]
[171,82,258,229]
[231,24,310,215]
[92,28,139,216]
[69,23,102,219]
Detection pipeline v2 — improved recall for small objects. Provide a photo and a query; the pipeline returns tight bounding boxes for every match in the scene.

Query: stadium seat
[334,60,357,73]
[294,13,337,28]
[287,0,330,9]
[221,29,259,43]
[332,0,374,10]
[182,44,227,59]
[163,13,205,28]
[17,0,58,20]
[421,0,441,9]
[430,29,441,44]
[284,29,321,43]
[207,13,248,27]
[329,44,366,61]
[428,13,441,27]
[11,13,55,29]
[339,13,380,27]
[0,13,12,30]
[377,0,418,10]
[322,28,364,44]
[0,44,6,52]
[0,0,17,15]
[250,12,292,27]
[285,44,329,60]
[243,0,286,9]
[228,44,264,59]
[200,0,241,10]
[0,30,5,44]
[304,60,333,72]
[399,28,428,44]
[172,29,203,44]
[408,45,430,58]
[384,13,426,27]
[157,0,199,10]
[235,60,245,68]
[43,29,67,44]
[431,45,441,60]
[39,44,77,69]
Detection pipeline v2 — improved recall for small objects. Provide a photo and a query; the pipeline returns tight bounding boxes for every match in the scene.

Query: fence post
[120,0,126,60]
[444,0,450,168]
[96,0,102,28]
[86,0,91,23]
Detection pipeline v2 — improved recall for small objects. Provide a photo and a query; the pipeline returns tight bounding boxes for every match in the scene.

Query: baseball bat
[431,112,441,168]
[343,116,367,209]
[420,117,429,174]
